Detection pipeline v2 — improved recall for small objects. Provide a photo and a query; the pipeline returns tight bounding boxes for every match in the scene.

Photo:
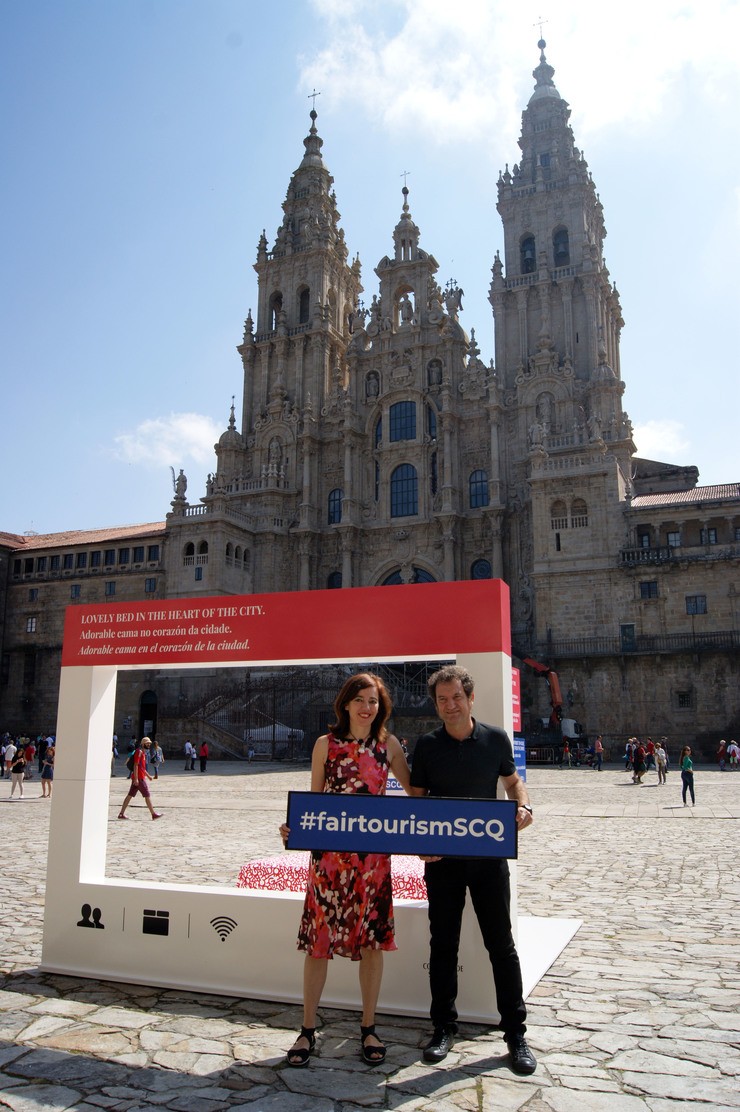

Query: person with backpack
[118,738,162,821]
[150,740,164,778]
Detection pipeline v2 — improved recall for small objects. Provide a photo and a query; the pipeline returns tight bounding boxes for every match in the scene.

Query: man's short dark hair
[427,664,475,701]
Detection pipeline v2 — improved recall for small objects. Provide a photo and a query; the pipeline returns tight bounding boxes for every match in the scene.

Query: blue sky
[2,0,738,536]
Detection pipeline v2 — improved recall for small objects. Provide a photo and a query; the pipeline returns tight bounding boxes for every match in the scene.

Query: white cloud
[301,0,740,146]
[112,413,222,469]
[632,419,690,463]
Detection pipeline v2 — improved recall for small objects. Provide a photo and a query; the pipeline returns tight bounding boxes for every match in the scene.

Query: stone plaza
[0,759,738,1110]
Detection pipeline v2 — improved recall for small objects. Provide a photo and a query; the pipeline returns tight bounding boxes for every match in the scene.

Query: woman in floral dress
[282,672,411,1067]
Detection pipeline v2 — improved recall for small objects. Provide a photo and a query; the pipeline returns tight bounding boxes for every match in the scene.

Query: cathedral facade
[2,44,738,747]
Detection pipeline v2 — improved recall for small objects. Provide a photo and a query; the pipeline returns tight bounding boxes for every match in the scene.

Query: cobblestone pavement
[0,760,738,1110]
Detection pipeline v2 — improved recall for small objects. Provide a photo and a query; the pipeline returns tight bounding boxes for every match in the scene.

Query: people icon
[77,903,105,928]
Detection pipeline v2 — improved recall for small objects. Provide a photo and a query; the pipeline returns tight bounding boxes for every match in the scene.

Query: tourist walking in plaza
[728,740,739,769]
[184,740,195,770]
[40,741,54,797]
[593,735,604,771]
[680,745,695,806]
[410,664,537,1076]
[23,739,36,779]
[716,739,727,771]
[199,741,209,773]
[3,738,16,779]
[279,672,411,1068]
[655,739,668,785]
[632,739,647,784]
[150,739,164,778]
[624,739,634,771]
[118,738,162,820]
[9,745,26,798]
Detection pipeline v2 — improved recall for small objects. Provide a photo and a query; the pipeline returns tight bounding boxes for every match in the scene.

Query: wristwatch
[520,804,533,815]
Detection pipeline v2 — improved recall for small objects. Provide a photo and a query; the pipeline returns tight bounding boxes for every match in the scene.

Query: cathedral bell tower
[490,41,636,647]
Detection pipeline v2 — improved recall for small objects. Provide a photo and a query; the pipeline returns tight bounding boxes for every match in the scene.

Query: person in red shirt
[24,740,36,779]
[118,738,162,820]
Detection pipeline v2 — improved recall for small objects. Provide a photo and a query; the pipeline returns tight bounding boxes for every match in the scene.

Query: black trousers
[424,857,526,1037]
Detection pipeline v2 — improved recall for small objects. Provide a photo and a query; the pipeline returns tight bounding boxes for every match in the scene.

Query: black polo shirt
[410,720,515,799]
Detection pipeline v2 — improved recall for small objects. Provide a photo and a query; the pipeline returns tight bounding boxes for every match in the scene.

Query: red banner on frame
[61,580,511,668]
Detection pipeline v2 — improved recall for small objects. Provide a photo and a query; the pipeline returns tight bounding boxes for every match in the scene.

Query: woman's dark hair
[331,672,392,741]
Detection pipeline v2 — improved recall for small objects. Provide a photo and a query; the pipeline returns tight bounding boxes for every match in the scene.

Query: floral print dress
[297,732,396,961]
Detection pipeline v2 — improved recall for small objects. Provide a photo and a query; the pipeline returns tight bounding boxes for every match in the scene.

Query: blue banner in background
[286,792,518,859]
[513,735,527,782]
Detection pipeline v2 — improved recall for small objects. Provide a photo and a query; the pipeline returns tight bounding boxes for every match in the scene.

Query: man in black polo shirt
[410,664,536,1075]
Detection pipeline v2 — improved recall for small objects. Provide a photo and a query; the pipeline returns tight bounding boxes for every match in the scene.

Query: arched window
[430,451,438,496]
[550,500,568,530]
[571,498,588,528]
[268,291,283,330]
[374,416,382,448]
[469,469,489,508]
[328,488,343,525]
[471,559,492,579]
[553,227,570,267]
[198,541,209,555]
[520,235,536,274]
[389,401,416,442]
[298,287,310,324]
[391,464,418,517]
[183,542,195,567]
[327,571,342,589]
[427,404,437,439]
[382,566,436,585]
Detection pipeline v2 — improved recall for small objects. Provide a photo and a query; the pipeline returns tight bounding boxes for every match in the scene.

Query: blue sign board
[513,734,527,782]
[286,792,518,859]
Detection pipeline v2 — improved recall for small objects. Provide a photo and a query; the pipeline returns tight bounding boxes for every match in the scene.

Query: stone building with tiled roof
[1,43,738,749]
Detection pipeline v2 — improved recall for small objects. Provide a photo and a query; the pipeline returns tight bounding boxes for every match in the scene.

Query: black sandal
[286,1026,316,1067]
[360,1023,387,1065]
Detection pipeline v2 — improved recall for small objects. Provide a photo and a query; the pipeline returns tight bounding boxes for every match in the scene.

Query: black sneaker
[506,1033,537,1074]
[422,1027,455,1062]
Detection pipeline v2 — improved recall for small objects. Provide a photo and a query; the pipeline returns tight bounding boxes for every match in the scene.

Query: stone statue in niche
[528,419,545,449]
[427,359,443,386]
[536,392,554,434]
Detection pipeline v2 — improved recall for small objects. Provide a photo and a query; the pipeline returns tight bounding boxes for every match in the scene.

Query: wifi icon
[210,915,238,942]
